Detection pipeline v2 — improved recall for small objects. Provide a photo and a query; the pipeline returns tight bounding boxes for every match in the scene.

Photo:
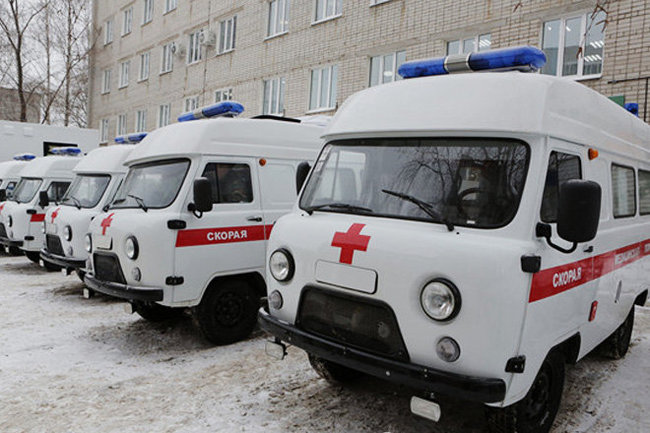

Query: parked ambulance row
[1,46,648,433]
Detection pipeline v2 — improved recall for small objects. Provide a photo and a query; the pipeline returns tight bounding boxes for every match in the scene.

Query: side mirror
[39,191,50,208]
[0,189,6,202]
[296,161,311,194]
[190,178,213,216]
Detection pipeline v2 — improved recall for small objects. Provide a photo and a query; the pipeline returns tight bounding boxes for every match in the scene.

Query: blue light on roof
[13,153,36,161]
[114,133,147,144]
[398,46,547,79]
[51,147,82,156]
[178,101,245,122]
[624,103,639,117]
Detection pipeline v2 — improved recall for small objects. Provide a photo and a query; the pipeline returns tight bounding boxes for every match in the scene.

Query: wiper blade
[382,189,454,231]
[112,198,126,204]
[304,202,373,216]
[128,194,148,212]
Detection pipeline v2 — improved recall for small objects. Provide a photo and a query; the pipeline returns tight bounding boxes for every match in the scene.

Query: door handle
[246,216,263,222]
[583,245,594,253]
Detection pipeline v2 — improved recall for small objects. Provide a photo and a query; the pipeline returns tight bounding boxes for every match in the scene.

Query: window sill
[311,14,342,26]
[216,49,234,57]
[306,107,336,114]
[101,91,110,95]
[159,70,172,76]
[573,73,603,82]
[103,41,113,46]
[187,60,203,66]
[121,32,131,37]
[137,78,149,83]
[264,31,288,42]
[141,20,152,27]
[370,0,393,7]
[162,8,176,16]
[118,85,129,90]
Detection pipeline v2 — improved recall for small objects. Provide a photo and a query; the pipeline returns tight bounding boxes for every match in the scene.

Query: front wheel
[308,354,360,384]
[599,306,634,360]
[25,251,40,264]
[486,351,565,433]
[193,279,259,346]
[133,301,184,322]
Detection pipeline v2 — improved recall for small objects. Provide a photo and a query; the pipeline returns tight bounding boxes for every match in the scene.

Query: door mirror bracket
[536,222,578,254]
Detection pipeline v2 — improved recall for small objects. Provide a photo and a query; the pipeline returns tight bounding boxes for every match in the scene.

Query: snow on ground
[0,254,648,433]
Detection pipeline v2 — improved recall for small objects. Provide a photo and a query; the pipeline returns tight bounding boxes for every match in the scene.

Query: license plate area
[94,234,112,250]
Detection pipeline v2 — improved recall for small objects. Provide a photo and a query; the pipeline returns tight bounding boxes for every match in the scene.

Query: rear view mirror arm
[536,222,578,254]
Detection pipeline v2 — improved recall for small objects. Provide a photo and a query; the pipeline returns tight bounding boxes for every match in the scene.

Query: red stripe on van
[30,214,45,222]
[529,239,650,303]
[175,224,274,248]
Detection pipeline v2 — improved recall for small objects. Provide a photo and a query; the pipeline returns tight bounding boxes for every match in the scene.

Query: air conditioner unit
[170,42,177,53]
[201,31,217,47]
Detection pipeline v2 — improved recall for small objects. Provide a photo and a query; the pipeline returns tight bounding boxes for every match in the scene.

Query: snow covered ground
[0,254,648,433]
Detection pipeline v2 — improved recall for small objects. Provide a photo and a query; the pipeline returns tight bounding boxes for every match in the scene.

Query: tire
[486,351,565,433]
[25,251,40,264]
[133,301,184,322]
[76,269,86,283]
[599,307,634,360]
[8,246,22,256]
[308,354,360,384]
[194,279,259,346]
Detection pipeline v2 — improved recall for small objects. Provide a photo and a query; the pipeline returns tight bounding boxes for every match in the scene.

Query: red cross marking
[0,203,4,214]
[331,223,371,265]
[100,212,115,235]
[50,207,61,223]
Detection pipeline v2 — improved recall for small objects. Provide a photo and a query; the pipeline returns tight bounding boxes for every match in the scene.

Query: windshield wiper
[64,196,82,209]
[382,189,454,231]
[128,194,148,212]
[304,202,374,216]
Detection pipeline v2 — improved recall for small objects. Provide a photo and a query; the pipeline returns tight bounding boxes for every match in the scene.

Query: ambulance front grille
[46,234,65,256]
[0,223,6,238]
[93,253,126,285]
[297,287,409,362]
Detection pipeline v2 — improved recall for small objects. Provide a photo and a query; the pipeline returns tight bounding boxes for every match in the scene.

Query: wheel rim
[214,291,246,327]
[523,362,552,424]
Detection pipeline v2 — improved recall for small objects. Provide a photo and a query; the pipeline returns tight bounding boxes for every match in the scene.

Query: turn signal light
[588,148,599,160]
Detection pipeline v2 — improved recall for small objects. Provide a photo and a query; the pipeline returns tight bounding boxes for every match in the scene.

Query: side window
[540,151,582,222]
[611,164,636,218]
[640,169,650,216]
[201,163,253,204]
[47,182,71,202]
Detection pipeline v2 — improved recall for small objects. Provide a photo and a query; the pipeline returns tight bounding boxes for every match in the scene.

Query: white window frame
[100,119,109,143]
[541,14,605,80]
[267,0,289,38]
[185,96,200,112]
[313,0,342,25]
[119,61,130,88]
[164,0,178,14]
[138,52,150,81]
[188,30,203,64]
[117,114,127,135]
[309,64,338,112]
[446,33,491,55]
[135,110,147,132]
[143,0,154,25]
[104,20,113,45]
[263,77,286,115]
[369,50,406,87]
[215,88,233,103]
[101,69,111,94]
[122,7,133,36]
[161,43,174,73]
[158,103,171,128]
[218,16,237,54]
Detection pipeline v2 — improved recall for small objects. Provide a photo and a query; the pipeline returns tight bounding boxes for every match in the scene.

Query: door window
[47,182,71,203]
[201,163,253,204]
[540,151,582,223]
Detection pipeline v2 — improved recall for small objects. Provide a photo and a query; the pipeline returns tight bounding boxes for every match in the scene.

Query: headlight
[420,279,461,321]
[63,225,72,241]
[8,215,12,227]
[84,234,92,253]
[125,236,139,260]
[269,249,294,282]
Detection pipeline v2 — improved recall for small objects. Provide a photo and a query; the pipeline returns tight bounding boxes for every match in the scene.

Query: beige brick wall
[89,0,650,141]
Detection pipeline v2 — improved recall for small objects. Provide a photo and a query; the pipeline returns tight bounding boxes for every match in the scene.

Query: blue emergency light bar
[115,132,147,144]
[50,147,82,156]
[624,103,639,117]
[13,153,36,161]
[398,46,547,79]
[178,101,244,122]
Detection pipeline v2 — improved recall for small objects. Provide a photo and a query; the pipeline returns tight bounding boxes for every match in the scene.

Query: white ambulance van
[259,47,650,432]
[40,143,136,275]
[0,149,81,264]
[0,156,34,200]
[83,102,325,345]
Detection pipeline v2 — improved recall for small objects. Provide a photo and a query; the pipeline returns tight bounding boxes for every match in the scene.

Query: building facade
[0,87,42,123]
[89,0,650,143]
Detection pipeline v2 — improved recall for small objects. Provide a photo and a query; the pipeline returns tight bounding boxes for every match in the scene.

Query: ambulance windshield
[62,174,111,209]
[300,138,529,229]
[12,178,43,203]
[111,159,190,210]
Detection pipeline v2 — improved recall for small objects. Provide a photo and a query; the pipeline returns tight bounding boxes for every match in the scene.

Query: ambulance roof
[73,145,132,175]
[125,118,324,165]
[325,72,650,160]
[20,155,81,179]
[0,160,28,178]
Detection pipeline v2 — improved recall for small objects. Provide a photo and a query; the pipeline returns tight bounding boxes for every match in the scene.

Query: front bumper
[84,273,163,302]
[258,308,506,403]
[0,236,23,248]
[40,249,86,270]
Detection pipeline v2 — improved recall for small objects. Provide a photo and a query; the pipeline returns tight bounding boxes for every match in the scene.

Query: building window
[612,164,636,218]
[263,77,286,115]
[117,114,127,135]
[158,104,171,127]
[188,30,203,64]
[122,7,133,36]
[314,0,342,23]
[161,43,174,73]
[101,69,111,94]
[185,96,200,112]
[104,20,113,45]
[541,12,605,78]
[100,119,109,143]
[369,50,405,86]
[164,0,177,14]
[309,65,338,111]
[447,33,491,55]
[268,0,289,38]
[135,110,147,132]
[139,52,150,81]
[218,17,237,54]
[143,0,154,25]
[215,88,233,102]
[119,61,130,88]
[640,170,650,216]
